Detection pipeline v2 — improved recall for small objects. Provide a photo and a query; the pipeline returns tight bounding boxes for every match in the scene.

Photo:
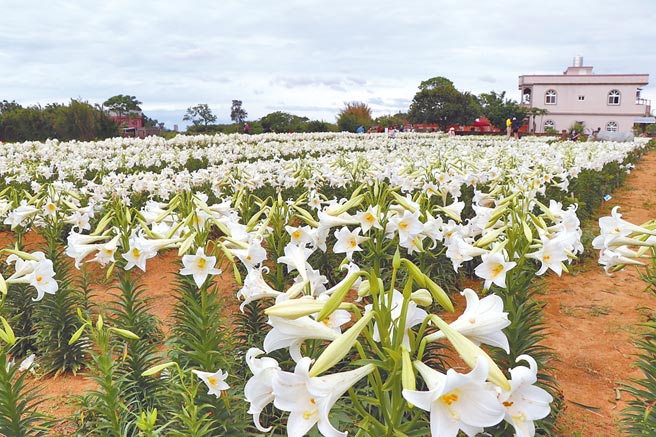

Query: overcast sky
[2,0,655,129]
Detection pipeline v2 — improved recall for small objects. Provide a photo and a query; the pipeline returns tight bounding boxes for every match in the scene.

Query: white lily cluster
[593,206,656,274]
[0,134,648,210]
[0,132,646,436]
[4,251,58,301]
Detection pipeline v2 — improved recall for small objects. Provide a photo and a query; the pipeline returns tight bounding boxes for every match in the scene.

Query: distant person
[389,127,398,138]
[506,117,512,139]
[448,127,456,137]
[587,128,601,142]
[512,117,520,139]
[570,129,581,141]
[244,122,250,134]
[356,125,365,134]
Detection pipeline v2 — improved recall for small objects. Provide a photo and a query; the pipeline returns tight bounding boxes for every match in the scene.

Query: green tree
[303,120,337,133]
[230,100,248,124]
[408,77,480,130]
[478,91,526,131]
[526,107,549,134]
[375,112,408,129]
[337,102,374,132]
[259,111,308,133]
[103,95,142,119]
[183,104,217,129]
[1,105,54,142]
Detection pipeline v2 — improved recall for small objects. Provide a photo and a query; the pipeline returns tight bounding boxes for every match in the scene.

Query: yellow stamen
[441,393,459,406]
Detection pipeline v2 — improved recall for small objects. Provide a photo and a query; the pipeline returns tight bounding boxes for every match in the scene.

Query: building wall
[519,62,649,133]
[529,83,646,132]
[111,115,143,129]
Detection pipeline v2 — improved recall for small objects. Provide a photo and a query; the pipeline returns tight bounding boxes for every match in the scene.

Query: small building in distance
[518,56,651,134]
[109,111,162,138]
[109,111,144,130]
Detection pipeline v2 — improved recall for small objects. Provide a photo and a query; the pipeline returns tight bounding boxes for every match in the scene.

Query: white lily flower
[192,368,230,397]
[426,288,510,353]
[354,205,382,233]
[65,211,91,232]
[386,210,423,245]
[474,251,517,289]
[237,267,283,311]
[180,247,223,288]
[277,243,314,282]
[445,237,488,271]
[333,226,367,260]
[122,236,158,272]
[18,354,36,372]
[264,315,341,362]
[91,234,121,266]
[272,357,374,437]
[43,200,58,217]
[598,248,645,274]
[402,359,505,437]
[244,348,280,432]
[6,253,58,301]
[231,240,268,269]
[286,225,315,247]
[30,259,58,300]
[65,231,108,269]
[527,237,569,276]
[3,202,39,229]
[498,355,553,437]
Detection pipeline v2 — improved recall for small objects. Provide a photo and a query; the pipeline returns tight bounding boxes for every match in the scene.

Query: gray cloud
[1,0,655,129]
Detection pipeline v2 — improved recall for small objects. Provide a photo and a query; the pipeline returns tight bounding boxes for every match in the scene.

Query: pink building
[109,112,144,129]
[518,57,651,134]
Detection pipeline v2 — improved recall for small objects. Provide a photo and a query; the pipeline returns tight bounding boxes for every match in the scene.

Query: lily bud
[522,220,532,242]
[431,315,510,390]
[410,288,433,307]
[325,194,365,216]
[177,232,197,256]
[0,317,16,346]
[392,247,401,270]
[485,205,508,229]
[401,347,416,392]
[474,225,508,247]
[142,362,178,377]
[425,278,454,312]
[390,191,418,213]
[265,297,350,319]
[309,311,374,377]
[109,327,140,340]
[401,259,427,287]
[69,323,88,345]
[316,272,364,322]
[357,279,371,298]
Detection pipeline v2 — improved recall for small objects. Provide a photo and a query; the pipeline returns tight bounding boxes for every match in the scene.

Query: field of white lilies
[0,132,653,436]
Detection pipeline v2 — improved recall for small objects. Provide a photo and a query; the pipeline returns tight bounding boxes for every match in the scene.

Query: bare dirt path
[540,149,656,436]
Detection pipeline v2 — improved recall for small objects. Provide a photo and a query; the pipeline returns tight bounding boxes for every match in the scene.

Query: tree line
[1,76,531,142]
[185,78,529,135]
[0,100,119,142]
[0,95,166,143]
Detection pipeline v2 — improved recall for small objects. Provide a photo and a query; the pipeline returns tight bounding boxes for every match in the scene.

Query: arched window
[606,121,618,132]
[522,88,531,104]
[545,90,557,105]
[608,89,621,105]
[544,119,556,131]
